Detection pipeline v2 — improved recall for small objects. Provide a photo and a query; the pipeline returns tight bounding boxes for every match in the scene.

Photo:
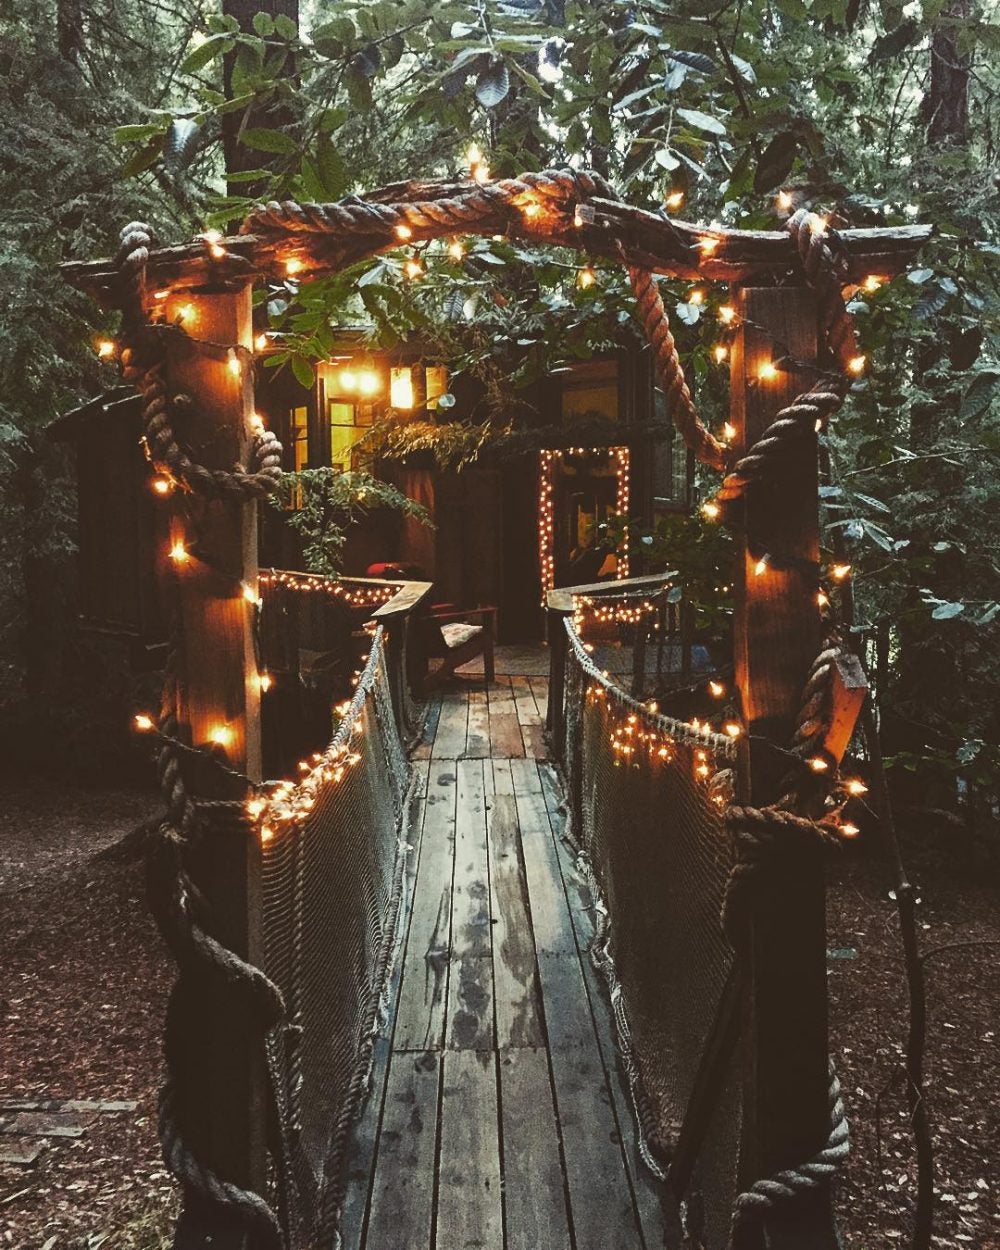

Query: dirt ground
[0,783,997,1248]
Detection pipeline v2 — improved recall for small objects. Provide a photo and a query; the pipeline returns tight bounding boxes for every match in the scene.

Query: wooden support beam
[730,287,840,1249]
[157,283,269,1247]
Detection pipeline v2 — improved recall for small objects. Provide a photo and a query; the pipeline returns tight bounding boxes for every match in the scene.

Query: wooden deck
[343,673,677,1250]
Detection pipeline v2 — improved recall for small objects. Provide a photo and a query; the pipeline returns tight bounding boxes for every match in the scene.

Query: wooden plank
[522,723,548,759]
[411,694,442,761]
[446,760,493,1051]
[528,675,549,721]
[363,1051,440,1250]
[500,1048,572,1250]
[433,689,469,760]
[394,760,456,1052]
[465,689,491,759]
[488,678,526,759]
[515,790,577,956]
[491,758,515,796]
[510,675,541,725]
[488,795,543,1049]
[436,1050,503,1250]
[511,758,543,796]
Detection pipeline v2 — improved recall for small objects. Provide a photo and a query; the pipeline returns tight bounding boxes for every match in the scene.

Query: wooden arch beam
[61,173,932,305]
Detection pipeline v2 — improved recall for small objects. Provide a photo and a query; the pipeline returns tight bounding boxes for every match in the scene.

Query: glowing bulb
[810,213,828,236]
[724,722,743,738]
[242,582,261,606]
[340,369,357,391]
[134,713,154,732]
[169,542,189,565]
[473,163,490,185]
[448,240,465,261]
[702,501,721,520]
[808,756,829,773]
[260,825,274,844]
[151,475,173,496]
[255,333,270,352]
[227,352,241,378]
[358,370,380,395]
[863,274,884,294]
[405,259,423,279]
[688,288,704,305]
[708,680,725,698]
[777,190,793,212]
[577,267,597,289]
[177,303,196,324]
[153,289,170,301]
[817,590,830,608]
[395,224,413,240]
[723,421,737,440]
[202,229,222,244]
[573,208,584,228]
[208,242,226,260]
[848,354,867,375]
[845,778,868,796]
[758,360,779,382]
[246,797,266,819]
[522,199,541,218]
[754,557,768,576]
[718,305,736,324]
[698,236,719,255]
[96,339,116,359]
[665,190,684,210]
[714,344,728,364]
[831,563,852,581]
[285,257,303,276]
[840,822,860,839]
[249,412,266,435]
[256,672,273,693]
[467,142,483,166]
[208,724,234,749]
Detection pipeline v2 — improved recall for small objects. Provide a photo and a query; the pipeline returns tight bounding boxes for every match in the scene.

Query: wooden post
[730,287,839,1247]
[158,285,268,1244]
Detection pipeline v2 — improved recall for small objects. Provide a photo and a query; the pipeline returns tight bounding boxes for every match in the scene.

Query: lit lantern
[390,366,415,410]
[358,370,380,396]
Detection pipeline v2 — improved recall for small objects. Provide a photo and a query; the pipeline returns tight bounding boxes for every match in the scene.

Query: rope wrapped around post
[115,225,288,1246]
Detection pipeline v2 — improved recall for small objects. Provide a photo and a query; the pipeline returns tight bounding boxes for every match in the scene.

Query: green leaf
[291,356,315,388]
[252,12,274,36]
[113,123,163,144]
[241,127,298,154]
[960,371,1000,421]
[181,34,227,74]
[274,13,298,40]
[753,131,799,192]
[121,135,165,177]
[675,107,726,136]
[667,49,716,74]
[475,59,511,108]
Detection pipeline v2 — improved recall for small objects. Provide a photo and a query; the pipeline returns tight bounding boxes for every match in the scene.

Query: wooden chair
[421,604,497,688]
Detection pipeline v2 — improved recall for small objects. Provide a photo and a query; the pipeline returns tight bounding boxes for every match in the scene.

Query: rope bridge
[556,593,850,1249]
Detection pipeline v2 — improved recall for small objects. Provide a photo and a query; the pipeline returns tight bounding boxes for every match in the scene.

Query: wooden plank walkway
[344,670,678,1250]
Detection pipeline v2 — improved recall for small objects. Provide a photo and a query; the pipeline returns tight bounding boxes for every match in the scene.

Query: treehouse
[255,328,694,642]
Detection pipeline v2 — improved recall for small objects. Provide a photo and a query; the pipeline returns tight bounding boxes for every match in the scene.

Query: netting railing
[254,602,419,1249]
[557,603,745,1244]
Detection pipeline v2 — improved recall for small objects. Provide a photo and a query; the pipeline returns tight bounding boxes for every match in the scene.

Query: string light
[665,190,684,210]
[242,582,262,607]
[208,724,234,749]
[151,474,174,496]
[250,412,266,436]
[247,797,266,819]
[285,257,303,276]
[714,344,728,364]
[817,590,830,608]
[227,350,242,378]
[862,274,884,294]
[538,447,630,600]
[255,672,273,693]
[169,541,189,565]
[177,303,196,325]
[688,288,705,305]
[757,360,779,382]
[754,556,768,576]
[255,333,270,352]
[809,213,828,236]
[808,756,829,773]
[153,289,171,301]
[723,421,737,440]
[96,339,116,359]
[577,267,597,289]
[831,563,852,581]
[405,259,424,279]
[718,304,736,324]
[697,236,719,255]
[709,680,725,698]
[395,224,412,240]
[839,822,860,839]
[573,207,584,228]
[845,778,868,796]
[134,713,154,732]
[448,240,465,261]
[702,501,721,520]
[208,241,226,260]
[777,191,793,212]
[848,354,867,376]
[521,198,542,219]
[259,568,397,607]
[723,721,742,738]
[466,142,489,184]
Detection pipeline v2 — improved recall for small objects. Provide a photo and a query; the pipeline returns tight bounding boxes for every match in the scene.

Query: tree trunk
[222,0,299,179]
[925,0,971,146]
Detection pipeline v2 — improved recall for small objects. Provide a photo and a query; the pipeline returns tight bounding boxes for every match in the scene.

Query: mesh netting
[259,624,413,1248]
[562,615,741,1221]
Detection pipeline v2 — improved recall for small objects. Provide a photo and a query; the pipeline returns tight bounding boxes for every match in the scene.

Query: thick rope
[730,1064,850,1246]
[115,222,283,502]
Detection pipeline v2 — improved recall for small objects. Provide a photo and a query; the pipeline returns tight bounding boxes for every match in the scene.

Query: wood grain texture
[488,796,543,1049]
[436,1050,503,1250]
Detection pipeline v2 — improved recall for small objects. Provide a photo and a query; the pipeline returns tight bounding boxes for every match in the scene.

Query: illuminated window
[390,367,415,410]
[651,386,691,509]
[330,400,362,472]
[561,360,619,422]
[425,365,449,409]
[288,405,308,508]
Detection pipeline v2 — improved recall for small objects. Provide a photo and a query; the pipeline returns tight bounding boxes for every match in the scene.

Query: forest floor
[0,781,997,1249]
